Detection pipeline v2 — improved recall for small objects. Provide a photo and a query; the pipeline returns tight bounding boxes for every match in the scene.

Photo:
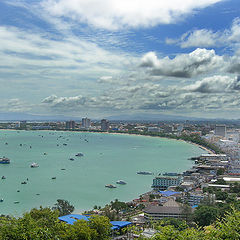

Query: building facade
[66,121,75,130]
[101,119,109,131]
[82,117,91,129]
[215,125,226,137]
[152,176,181,190]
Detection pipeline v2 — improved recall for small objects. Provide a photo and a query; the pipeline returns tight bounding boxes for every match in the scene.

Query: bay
[0,130,206,216]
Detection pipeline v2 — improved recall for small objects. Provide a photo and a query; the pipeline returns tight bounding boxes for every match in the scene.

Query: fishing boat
[116,180,127,185]
[0,157,10,164]
[105,184,117,188]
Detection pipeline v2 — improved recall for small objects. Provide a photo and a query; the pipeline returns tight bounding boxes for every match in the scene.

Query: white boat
[105,184,117,188]
[116,180,127,185]
[30,163,39,168]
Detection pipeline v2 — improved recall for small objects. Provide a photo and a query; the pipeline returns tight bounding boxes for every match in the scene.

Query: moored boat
[0,157,10,164]
[137,171,153,175]
[75,153,84,157]
[105,184,117,188]
[30,163,39,168]
[116,180,127,185]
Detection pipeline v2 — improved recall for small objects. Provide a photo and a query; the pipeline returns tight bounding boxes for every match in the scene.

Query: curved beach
[0,130,207,216]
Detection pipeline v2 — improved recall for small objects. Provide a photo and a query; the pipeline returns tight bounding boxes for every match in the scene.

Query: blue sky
[0,0,240,119]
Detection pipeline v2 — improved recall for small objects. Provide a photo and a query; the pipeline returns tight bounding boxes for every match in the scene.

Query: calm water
[0,130,206,216]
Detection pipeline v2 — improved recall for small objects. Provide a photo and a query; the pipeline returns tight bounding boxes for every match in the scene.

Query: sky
[0,0,240,119]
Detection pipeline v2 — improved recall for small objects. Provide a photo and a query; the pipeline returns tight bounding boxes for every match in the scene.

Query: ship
[30,163,39,168]
[162,172,181,176]
[0,157,10,164]
[137,171,153,175]
[116,180,127,185]
[105,184,117,188]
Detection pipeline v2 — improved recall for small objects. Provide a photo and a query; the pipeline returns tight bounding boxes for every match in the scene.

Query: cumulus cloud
[166,17,240,49]
[140,48,224,78]
[184,75,240,93]
[41,0,223,30]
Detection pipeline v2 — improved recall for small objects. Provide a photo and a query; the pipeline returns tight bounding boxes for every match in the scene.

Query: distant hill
[107,113,205,121]
[0,112,80,121]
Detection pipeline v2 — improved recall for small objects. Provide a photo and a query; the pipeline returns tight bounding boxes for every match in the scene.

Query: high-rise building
[101,119,109,131]
[66,120,75,130]
[215,125,226,137]
[82,117,91,129]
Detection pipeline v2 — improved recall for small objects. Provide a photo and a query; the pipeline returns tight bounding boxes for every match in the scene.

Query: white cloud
[140,48,224,78]
[184,75,240,93]
[41,0,223,30]
[166,17,240,49]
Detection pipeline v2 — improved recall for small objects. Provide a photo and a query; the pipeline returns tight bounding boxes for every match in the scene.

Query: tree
[217,168,225,176]
[52,199,75,216]
[0,207,66,239]
[180,204,193,224]
[215,191,228,201]
[193,205,219,227]
[89,215,111,240]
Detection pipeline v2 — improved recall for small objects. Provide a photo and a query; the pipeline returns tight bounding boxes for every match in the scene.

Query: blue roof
[159,190,180,197]
[59,214,132,230]
[192,205,198,208]
[110,221,132,228]
[58,214,89,225]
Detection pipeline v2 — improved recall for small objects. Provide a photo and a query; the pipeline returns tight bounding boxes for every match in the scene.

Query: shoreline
[0,128,215,154]
[0,128,213,216]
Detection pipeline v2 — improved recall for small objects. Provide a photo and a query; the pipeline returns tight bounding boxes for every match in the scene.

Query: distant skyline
[1,0,240,119]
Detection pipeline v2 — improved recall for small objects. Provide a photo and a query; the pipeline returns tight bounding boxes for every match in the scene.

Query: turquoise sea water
[0,130,206,216]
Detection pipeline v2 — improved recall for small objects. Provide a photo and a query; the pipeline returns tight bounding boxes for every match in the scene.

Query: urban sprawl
[1,119,240,238]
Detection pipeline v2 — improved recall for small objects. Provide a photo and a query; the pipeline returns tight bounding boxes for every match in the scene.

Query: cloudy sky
[0,0,240,119]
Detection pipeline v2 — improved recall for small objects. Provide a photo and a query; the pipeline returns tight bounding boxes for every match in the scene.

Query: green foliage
[52,199,75,216]
[216,168,225,176]
[230,182,240,193]
[0,207,66,240]
[110,199,128,213]
[158,218,188,231]
[215,190,228,200]
[0,208,111,240]
[210,207,240,239]
[214,179,227,185]
[193,205,219,227]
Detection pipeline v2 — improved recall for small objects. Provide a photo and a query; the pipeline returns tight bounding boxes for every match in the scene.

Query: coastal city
[1,0,240,238]
[1,118,240,238]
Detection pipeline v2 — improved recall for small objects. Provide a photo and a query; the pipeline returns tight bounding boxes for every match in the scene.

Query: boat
[162,172,181,176]
[0,157,10,164]
[116,180,127,185]
[21,181,27,184]
[105,184,117,188]
[30,163,39,168]
[43,152,47,155]
[14,201,19,204]
[137,171,153,175]
[75,153,84,157]
[1,176,6,179]
[0,199,3,202]
[61,168,66,170]
[63,143,67,146]
[51,177,56,179]
[69,158,74,161]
